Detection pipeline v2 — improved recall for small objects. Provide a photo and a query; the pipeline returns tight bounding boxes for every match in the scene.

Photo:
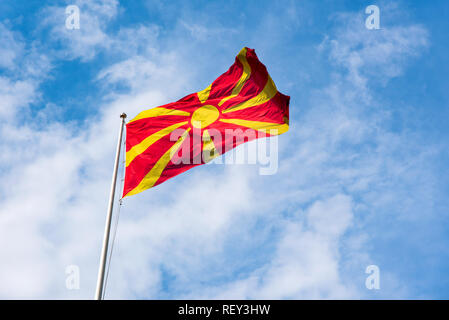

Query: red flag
[123,47,290,197]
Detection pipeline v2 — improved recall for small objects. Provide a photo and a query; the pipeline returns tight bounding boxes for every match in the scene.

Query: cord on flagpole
[102,136,126,299]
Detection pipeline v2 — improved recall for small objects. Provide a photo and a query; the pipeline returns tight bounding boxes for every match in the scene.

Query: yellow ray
[222,76,277,114]
[125,128,191,197]
[126,121,188,167]
[219,118,289,135]
[218,47,251,106]
[130,107,190,123]
[197,84,212,103]
[202,129,220,163]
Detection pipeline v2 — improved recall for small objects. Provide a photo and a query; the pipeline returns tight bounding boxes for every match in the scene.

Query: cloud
[40,0,119,61]
[0,77,37,118]
[318,13,429,103]
[40,0,161,64]
[188,195,356,299]
[0,22,24,70]
[0,1,438,300]
[0,22,52,120]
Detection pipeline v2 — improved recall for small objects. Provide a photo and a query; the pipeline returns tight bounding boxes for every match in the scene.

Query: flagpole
[95,112,127,300]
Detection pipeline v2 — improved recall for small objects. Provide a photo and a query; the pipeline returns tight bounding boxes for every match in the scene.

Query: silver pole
[95,113,127,300]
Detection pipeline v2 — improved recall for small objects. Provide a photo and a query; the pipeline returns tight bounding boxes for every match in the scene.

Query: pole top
[120,113,127,119]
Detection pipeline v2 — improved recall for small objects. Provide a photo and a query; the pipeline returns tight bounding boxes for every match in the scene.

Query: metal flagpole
[95,112,127,300]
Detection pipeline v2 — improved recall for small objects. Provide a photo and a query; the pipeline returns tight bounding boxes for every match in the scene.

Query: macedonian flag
[122,47,290,197]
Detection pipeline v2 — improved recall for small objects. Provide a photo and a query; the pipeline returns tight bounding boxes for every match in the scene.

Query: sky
[0,0,448,299]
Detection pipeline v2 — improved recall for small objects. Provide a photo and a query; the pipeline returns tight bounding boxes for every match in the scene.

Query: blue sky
[0,0,448,299]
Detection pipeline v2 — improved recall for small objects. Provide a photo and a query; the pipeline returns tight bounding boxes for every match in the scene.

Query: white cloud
[0,22,52,120]
[40,0,161,63]
[324,12,428,92]
[41,0,119,61]
[0,77,37,118]
[0,2,435,300]
[0,23,24,70]
[190,195,356,299]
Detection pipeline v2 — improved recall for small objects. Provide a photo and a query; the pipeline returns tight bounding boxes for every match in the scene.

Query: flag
[122,47,290,197]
